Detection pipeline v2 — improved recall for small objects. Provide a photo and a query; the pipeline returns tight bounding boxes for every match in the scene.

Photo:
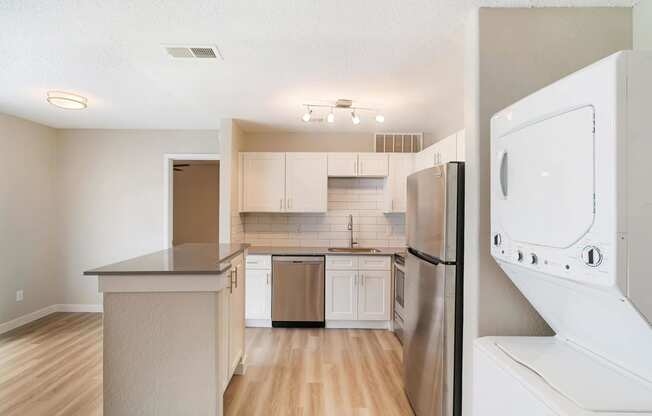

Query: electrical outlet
[16,290,23,302]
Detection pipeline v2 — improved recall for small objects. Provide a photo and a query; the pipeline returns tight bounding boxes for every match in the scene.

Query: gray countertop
[247,246,404,256]
[84,243,250,276]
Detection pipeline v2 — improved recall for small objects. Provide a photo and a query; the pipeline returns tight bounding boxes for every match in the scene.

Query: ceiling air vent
[163,44,222,60]
[375,133,423,153]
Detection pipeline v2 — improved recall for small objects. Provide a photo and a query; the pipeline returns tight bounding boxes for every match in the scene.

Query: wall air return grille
[163,45,222,59]
[375,133,423,153]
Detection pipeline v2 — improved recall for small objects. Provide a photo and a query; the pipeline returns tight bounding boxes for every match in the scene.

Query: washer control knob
[513,250,524,263]
[582,246,603,267]
[493,233,502,247]
[528,253,538,265]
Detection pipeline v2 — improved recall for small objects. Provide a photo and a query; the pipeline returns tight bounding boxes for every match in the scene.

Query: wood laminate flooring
[224,328,414,416]
[0,314,413,415]
[0,313,102,416]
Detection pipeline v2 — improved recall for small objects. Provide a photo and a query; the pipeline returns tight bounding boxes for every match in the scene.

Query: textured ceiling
[0,0,638,135]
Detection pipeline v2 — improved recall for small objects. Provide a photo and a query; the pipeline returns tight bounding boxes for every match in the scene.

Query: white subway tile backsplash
[243,178,406,247]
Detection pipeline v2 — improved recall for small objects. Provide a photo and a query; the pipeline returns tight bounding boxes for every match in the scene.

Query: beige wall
[173,163,220,245]
[0,114,59,327]
[634,0,652,50]
[463,7,632,415]
[56,129,219,305]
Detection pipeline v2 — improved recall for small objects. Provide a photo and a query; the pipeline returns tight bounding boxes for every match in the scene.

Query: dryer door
[494,106,595,249]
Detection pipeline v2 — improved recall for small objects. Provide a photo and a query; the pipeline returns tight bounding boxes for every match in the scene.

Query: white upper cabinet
[437,133,458,164]
[413,129,465,172]
[357,153,388,177]
[327,153,358,177]
[327,153,388,177]
[240,152,327,213]
[241,152,286,212]
[285,153,327,212]
[384,154,414,213]
[456,129,466,161]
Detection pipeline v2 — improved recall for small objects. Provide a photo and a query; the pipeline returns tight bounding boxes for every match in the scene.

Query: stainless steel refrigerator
[404,162,464,416]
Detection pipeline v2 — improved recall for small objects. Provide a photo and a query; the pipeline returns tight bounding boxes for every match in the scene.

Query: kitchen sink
[327,247,381,254]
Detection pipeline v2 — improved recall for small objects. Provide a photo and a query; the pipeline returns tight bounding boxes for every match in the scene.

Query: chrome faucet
[348,214,358,248]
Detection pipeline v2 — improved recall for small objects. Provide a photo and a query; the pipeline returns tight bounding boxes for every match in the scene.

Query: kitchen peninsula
[84,243,249,416]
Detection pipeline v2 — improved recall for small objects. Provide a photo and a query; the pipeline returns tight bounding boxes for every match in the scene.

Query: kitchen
[1,2,650,416]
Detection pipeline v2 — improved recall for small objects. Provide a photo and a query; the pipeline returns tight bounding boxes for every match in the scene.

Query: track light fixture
[302,107,312,122]
[300,99,385,125]
[327,108,335,123]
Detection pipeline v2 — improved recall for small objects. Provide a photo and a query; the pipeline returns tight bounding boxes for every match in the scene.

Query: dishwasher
[272,256,325,328]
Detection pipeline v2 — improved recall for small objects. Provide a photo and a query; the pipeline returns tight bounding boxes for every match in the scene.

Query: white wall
[463,7,632,415]
[56,129,219,305]
[634,0,652,50]
[0,114,59,326]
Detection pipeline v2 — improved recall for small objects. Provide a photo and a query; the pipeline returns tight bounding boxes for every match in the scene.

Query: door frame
[163,153,223,249]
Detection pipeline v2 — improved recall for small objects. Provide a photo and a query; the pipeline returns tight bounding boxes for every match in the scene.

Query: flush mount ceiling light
[46,91,87,110]
[300,99,384,125]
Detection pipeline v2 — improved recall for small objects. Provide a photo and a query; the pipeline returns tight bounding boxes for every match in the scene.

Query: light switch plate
[16,290,23,302]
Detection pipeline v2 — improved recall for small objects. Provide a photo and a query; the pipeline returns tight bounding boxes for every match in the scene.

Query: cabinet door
[456,129,466,162]
[438,134,458,164]
[415,144,436,171]
[358,153,388,177]
[327,153,358,177]
[245,268,271,321]
[229,256,245,376]
[357,270,391,320]
[325,270,357,320]
[285,153,327,212]
[241,153,286,212]
[385,154,414,212]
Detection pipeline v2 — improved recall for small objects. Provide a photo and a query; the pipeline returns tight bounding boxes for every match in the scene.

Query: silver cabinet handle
[280,198,283,210]
[360,273,365,286]
[288,198,292,209]
[266,272,270,285]
[354,160,358,175]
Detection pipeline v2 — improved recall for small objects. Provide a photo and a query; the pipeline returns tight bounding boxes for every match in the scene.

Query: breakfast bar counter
[85,243,249,416]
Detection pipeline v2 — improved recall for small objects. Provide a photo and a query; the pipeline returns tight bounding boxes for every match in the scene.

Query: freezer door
[404,252,458,416]
[407,164,460,262]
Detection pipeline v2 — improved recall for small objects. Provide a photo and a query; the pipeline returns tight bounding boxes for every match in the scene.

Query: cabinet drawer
[246,255,272,270]
[326,255,358,270]
[358,256,391,271]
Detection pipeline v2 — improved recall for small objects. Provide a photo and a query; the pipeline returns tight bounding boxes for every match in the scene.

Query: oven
[394,252,406,344]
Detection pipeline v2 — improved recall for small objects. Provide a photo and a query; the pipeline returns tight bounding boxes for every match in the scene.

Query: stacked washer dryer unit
[476,51,652,416]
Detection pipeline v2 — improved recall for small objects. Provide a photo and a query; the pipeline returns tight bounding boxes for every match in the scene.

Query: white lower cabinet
[245,269,271,320]
[357,270,391,321]
[325,270,357,320]
[325,255,391,327]
[245,255,272,327]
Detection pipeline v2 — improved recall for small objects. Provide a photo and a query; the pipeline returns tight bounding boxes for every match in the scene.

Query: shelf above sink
[327,247,381,254]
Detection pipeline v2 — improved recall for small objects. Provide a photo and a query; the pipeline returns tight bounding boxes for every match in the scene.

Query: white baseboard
[57,304,103,313]
[325,320,391,330]
[245,319,272,328]
[0,303,103,335]
[0,305,59,335]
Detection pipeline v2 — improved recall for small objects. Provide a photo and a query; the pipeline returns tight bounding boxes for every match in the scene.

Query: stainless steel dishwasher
[272,256,325,328]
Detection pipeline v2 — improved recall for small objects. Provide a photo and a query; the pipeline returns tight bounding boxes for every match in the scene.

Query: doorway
[164,154,221,247]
